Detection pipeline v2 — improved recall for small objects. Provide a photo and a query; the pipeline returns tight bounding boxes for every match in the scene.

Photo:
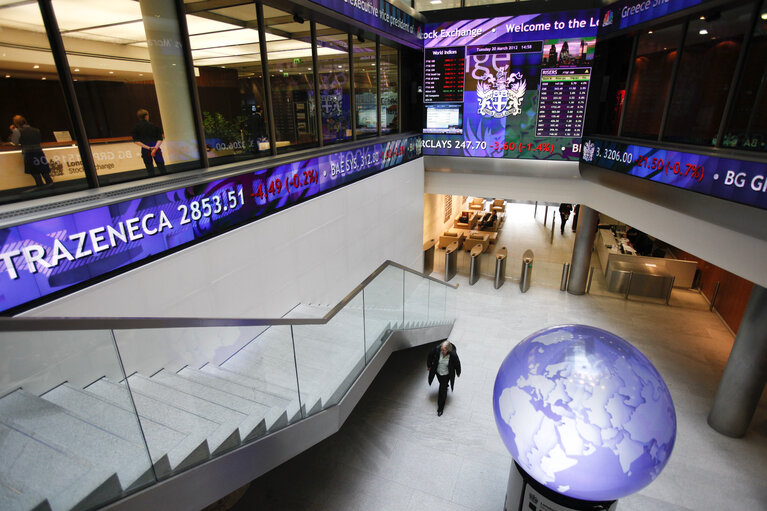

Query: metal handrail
[0,260,457,331]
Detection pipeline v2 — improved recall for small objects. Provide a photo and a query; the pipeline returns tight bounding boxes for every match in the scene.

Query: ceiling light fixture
[430,0,442,3]
[109,71,114,74]
[74,68,80,72]
[648,30,653,34]
[761,12,767,20]
[699,28,708,35]
[33,65,39,69]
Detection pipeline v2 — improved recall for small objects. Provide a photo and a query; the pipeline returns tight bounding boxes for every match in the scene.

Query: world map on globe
[493,324,676,502]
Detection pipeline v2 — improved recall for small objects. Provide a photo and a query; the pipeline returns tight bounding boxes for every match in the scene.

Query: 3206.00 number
[178,187,245,224]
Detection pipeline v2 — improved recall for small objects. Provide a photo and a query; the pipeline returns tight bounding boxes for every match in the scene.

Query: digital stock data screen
[423,10,600,161]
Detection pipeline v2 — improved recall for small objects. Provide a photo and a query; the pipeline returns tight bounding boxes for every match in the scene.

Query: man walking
[427,341,461,416]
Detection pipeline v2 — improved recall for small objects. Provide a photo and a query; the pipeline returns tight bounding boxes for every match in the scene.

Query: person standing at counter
[9,115,53,187]
[131,108,166,176]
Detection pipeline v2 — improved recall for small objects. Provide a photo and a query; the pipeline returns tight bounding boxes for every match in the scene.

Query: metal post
[544,205,549,226]
[560,263,570,291]
[38,0,98,188]
[665,276,675,305]
[550,215,555,244]
[586,267,595,294]
[625,272,633,300]
[534,201,538,217]
[310,21,323,147]
[256,2,277,156]
[710,281,721,312]
[348,33,357,140]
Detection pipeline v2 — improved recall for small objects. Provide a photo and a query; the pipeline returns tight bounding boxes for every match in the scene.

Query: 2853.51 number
[177,187,245,224]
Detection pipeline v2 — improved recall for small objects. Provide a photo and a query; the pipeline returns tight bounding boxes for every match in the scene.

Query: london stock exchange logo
[476,66,526,119]
[582,140,595,162]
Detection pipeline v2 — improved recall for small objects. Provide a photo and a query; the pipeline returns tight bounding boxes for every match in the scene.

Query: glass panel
[593,35,634,136]
[664,5,753,146]
[0,1,87,204]
[363,266,404,361]
[292,293,365,413]
[404,271,430,325]
[379,43,398,134]
[354,39,377,138]
[317,24,351,145]
[51,0,200,185]
[0,329,155,509]
[428,280,447,323]
[723,0,767,152]
[263,6,318,153]
[112,325,298,474]
[186,2,270,164]
[446,285,457,322]
[622,25,683,139]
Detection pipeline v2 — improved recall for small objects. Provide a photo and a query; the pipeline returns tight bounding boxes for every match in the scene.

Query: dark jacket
[427,343,461,390]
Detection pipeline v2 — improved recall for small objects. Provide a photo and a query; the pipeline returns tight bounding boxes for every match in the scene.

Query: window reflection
[317,24,351,145]
[663,5,753,145]
[264,6,318,153]
[186,2,269,164]
[0,1,85,203]
[594,35,633,136]
[380,43,399,134]
[723,0,767,152]
[51,0,200,184]
[354,39,377,138]
[622,25,682,140]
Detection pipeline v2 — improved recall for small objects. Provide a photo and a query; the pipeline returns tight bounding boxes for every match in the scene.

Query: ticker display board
[423,10,600,160]
[0,135,422,313]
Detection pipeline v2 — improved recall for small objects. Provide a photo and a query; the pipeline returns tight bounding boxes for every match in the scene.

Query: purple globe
[493,324,676,502]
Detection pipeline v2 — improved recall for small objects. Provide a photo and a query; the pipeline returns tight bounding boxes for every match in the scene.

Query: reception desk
[595,229,698,297]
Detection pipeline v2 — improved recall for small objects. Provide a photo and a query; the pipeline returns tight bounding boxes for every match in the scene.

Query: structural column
[139,0,199,164]
[708,284,767,437]
[567,205,599,295]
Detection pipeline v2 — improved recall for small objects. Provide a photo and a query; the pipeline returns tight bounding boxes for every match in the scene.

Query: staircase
[0,262,456,511]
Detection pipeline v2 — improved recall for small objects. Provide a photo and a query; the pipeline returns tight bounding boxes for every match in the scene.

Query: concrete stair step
[0,421,122,511]
[86,378,224,458]
[0,389,154,493]
[0,476,51,511]
[177,367,297,427]
[200,365,320,418]
[41,384,179,478]
[151,370,281,437]
[125,374,251,450]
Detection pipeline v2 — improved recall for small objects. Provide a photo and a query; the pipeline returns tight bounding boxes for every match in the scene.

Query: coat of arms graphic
[476,66,526,118]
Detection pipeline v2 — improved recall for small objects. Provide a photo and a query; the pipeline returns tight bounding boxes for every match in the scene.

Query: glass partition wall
[0,0,404,205]
[591,0,767,155]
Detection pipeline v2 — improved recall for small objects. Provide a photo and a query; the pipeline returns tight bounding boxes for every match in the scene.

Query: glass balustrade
[0,262,456,511]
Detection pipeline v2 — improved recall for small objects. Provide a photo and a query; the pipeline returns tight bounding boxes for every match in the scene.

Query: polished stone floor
[227,204,766,511]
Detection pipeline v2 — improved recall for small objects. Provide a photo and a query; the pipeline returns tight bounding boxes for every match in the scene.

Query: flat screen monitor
[425,104,463,134]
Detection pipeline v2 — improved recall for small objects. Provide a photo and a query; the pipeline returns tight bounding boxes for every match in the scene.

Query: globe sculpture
[493,324,676,502]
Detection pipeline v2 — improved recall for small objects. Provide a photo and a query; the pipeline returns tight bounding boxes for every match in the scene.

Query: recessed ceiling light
[4,74,10,78]
[699,28,708,35]
[109,71,114,74]
[648,30,653,34]
[700,16,706,20]
[337,65,342,68]
[41,77,46,80]
[74,68,80,72]
[279,69,284,72]
[33,65,39,69]
[307,68,311,71]
[761,12,767,20]
[139,73,143,76]
[430,0,442,3]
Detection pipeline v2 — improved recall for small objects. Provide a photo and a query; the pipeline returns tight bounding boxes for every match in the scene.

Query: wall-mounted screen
[581,137,767,211]
[0,135,422,314]
[425,104,463,134]
[423,10,600,160]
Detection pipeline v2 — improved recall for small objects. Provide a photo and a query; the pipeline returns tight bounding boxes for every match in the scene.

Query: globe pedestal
[506,462,617,511]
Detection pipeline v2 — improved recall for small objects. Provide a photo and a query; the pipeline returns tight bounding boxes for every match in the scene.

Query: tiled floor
[228,204,766,511]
